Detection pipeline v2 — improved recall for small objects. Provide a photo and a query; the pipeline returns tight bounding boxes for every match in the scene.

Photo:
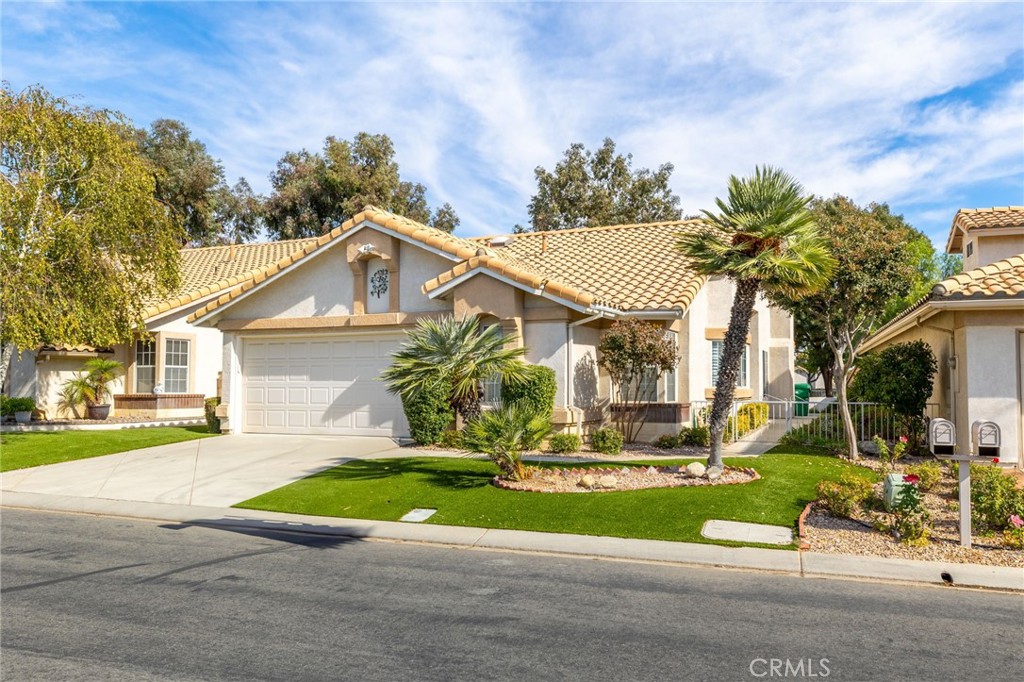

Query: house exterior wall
[6,350,36,398]
[228,247,354,320]
[963,233,1024,271]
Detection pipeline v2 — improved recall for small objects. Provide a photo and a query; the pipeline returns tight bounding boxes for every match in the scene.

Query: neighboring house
[185,206,795,440]
[861,206,1024,467]
[6,240,314,419]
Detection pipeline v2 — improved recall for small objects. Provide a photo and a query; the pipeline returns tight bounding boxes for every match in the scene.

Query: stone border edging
[797,502,814,550]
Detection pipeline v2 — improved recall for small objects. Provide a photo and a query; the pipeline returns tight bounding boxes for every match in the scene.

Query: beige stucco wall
[524,319,569,408]
[963,233,1024,271]
[400,248,458,313]
[228,246,354,320]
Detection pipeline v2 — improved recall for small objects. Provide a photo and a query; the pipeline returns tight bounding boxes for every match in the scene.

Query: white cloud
[2,1,1021,243]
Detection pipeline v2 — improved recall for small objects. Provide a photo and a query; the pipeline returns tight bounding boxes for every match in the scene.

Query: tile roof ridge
[472,217,705,242]
[179,236,319,254]
[932,252,1024,296]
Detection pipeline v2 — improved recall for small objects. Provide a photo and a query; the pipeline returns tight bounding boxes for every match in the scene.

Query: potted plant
[1,396,36,424]
[60,358,124,420]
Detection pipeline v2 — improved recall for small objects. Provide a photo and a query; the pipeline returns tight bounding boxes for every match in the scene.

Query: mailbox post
[929,418,1002,548]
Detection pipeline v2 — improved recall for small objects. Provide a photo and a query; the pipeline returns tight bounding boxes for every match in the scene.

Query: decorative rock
[686,462,707,478]
[706,465,723,481]
[858,440,881,456]
[646,466,659,475]
[598,474,618,489]
[579,474,596,489]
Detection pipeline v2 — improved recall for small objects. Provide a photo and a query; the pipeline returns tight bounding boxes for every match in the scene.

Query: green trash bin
[794,383,810,417]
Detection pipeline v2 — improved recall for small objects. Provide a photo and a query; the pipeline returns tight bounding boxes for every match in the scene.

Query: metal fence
[688,399,941,445]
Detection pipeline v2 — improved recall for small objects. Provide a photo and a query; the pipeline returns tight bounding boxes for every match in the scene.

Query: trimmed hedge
[1,396,36,416]
[501,364,556,418]
[591,427,624,455]
[402,382,455,445]
[548,433,582,454]
[204,397,221,434]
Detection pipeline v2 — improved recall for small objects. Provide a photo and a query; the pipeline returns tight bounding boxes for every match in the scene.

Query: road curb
[3,490,1021,592]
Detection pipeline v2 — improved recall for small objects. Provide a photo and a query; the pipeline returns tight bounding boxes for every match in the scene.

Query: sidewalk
[3,489,1021,593]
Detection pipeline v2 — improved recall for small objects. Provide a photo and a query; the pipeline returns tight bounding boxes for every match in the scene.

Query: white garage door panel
[242,334,408,437]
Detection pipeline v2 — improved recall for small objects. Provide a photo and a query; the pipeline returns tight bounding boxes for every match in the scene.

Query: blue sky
[4,1,1023,248]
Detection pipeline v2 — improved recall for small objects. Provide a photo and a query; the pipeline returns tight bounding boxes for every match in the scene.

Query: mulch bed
[494,465,759,493]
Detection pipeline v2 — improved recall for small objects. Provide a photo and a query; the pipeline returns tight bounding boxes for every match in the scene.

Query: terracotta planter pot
[86,404,111,420]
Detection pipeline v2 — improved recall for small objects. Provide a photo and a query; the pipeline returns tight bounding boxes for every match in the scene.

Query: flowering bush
[904,461,942,492]
[816,474,874,519]
[889,473,930,545]
[1003,514,1024,549]
[874,435,907,474]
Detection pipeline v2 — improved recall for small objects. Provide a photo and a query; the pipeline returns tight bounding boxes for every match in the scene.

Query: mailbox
[929,418,956,456]
[971,420,1001,458]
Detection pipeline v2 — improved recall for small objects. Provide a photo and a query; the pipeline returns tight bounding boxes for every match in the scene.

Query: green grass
[236,447,876,547]
[0,426,217,472]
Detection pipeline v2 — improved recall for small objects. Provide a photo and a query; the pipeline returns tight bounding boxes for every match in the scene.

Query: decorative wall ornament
[370,267,389,299]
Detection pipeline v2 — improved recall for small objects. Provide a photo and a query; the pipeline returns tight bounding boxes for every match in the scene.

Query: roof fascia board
[145,291,222,325]
[860,305,942,353]
[930,298,1023,310]
[618,309,686,319]
[425,267,601,316]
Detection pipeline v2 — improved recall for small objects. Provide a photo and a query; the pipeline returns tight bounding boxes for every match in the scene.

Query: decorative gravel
[804,458,1024,567]
[494,465,759,493]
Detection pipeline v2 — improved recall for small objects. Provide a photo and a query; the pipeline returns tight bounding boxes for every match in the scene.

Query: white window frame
[164,338,191,393]
[711,340,748,388]
[135,340,156,394]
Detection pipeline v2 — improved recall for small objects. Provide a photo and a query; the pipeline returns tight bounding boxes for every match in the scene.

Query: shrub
[851,341,937,449]
[679,424,710,447]
[889,480,930,545]
[401,381,454,446]
[548,433,582,454]
[652,434,679,449]
[463,404,551,480]
[969,465,1024,531]
[500,364,556,419]
[590,427,624,455]
[904,461,942,492]
[1,396,35,415]
[873,435,907,474]
[204,397,221,434]
[816,473,873,519]
[1004,515,1024,549]
[437,429,465,450]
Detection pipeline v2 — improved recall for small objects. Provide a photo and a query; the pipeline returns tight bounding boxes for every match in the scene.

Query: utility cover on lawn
[701,520,793,545]
[400,508,438,523]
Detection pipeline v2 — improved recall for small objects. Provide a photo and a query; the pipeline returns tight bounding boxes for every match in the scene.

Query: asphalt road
[2,509,1021,682]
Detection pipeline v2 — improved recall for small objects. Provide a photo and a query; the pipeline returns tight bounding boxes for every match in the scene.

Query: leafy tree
[216,178,264,244]
[850,341,937,450]
[678,167,834,469]
[380,316,528,423]
[794,307,835,396]
[1,84,181,390]
[524,138,682,231]
[597,318,678,443]
[264,133,458,239]
[776,196,921,459]
[936,252,962,279]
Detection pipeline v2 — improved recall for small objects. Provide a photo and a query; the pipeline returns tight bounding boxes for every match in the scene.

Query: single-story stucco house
[861,206,1024,467]
[7,206,796,440]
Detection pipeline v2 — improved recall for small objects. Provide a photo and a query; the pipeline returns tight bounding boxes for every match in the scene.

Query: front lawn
[0,426,217,472]
[236,447,875,547]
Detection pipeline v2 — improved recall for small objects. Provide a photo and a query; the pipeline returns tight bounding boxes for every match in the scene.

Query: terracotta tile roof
[862,252,1024,351]
[933,253,1024,300]
[143,238,318,319]
[946,206,1024,252]
[433,220,709,312]
[187,206,492,323]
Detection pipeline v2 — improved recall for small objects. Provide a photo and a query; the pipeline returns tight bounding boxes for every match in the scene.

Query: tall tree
[136,119,229,246]
[215,178,264,244]
[525,138,682,231]
[1,84,181,389]
[264,133,459,239]
[677,167,834,469]
[777,196,921,459]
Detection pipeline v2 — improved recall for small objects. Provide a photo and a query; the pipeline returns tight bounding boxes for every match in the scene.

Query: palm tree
[677,166,835,469]
[381,316,528,423]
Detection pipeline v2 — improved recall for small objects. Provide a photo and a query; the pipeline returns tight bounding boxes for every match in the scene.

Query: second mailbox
[971,420,1001,458]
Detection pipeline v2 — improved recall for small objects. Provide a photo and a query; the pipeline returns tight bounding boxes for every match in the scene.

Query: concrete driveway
[0,434,405,507]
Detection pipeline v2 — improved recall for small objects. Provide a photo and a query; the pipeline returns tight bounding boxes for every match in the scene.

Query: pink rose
[899,436,908,444]
[1010,515,1024,529]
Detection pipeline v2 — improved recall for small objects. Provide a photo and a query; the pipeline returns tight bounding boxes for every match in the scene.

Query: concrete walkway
[0,434,406,507]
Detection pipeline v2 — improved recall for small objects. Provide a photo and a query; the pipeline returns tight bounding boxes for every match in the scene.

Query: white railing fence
[688,399,941,445]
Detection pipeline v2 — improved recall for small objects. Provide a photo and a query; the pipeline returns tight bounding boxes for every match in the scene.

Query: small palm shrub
[679,424,710,447]
[463,404,551,480]
[60,358,124,411]
[402,381,454,445]
[501,365,556,419]
[548,433,582,454]
[590,427,624,455]
[816,473,873,519]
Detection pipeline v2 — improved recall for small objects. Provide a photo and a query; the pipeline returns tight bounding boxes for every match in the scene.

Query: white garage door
[242,334,408,437]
